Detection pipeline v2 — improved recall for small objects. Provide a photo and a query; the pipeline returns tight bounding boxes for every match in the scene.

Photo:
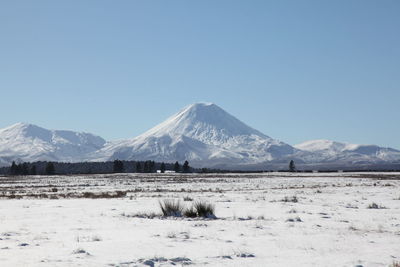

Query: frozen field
[0,172,399,267]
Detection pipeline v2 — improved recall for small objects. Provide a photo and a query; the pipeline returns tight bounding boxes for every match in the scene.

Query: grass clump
[286,216,302,222]
[367,202,386,209]
[157,199,217,219]
[159,199,183,217]
[183,206,198,218]
[194,201,216,218]
[281,196,298,203]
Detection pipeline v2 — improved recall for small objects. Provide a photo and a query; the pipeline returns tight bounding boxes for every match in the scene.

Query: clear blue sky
[1,0,399,148]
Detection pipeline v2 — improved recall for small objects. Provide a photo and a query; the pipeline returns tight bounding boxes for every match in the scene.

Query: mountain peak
[92,103,297,166]
[295,139,350,152]
[6,122,37,130]
[188,102,215,108]
[0,122,48,138]
[138,102,268,142]
[180,102,221,117]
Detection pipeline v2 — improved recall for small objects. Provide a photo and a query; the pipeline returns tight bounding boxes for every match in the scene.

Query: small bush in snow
[367,202,386,209]
[159,199,183,217]
[194,201,216,218]
[281,196,298,203]
[72,248,90,255]
[286,216,302,222]
[236,253,255,258]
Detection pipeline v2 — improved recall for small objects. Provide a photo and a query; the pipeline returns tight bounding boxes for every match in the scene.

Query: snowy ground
[0,172,399,266]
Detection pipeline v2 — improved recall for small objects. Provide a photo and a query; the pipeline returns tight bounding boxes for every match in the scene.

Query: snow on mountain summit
[138,103,269,143]
[92,103,297,166]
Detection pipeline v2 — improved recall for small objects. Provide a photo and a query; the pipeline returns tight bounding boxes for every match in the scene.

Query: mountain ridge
[295,139,400,164]
[0,122,106,164]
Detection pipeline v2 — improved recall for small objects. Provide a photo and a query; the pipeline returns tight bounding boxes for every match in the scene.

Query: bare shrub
[159,199,183,217]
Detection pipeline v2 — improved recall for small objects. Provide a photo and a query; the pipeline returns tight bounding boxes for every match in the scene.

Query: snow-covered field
[0,172,399,266]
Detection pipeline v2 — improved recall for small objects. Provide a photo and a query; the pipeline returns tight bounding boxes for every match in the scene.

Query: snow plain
[0,172,399,266]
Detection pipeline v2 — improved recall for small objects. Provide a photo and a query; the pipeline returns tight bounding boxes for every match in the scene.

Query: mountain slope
[0,123,106,165]
[91,103,300,166]
[295,139,400,164]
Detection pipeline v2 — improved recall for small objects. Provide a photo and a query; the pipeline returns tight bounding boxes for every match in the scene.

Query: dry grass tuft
[367,202,386,209]
[281,196,298,203]
[159,199,184,217]
[194,201,216,218]
[183,206,198,218]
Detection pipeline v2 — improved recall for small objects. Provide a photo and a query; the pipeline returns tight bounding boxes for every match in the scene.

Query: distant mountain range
[1,103,399,170]
[0,123,105,164]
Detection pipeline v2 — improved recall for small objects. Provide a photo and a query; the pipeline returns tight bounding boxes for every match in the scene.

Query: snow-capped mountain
[90,103,300,166]
[295,139,400,164]
[0,123,106,165]
[0,104,399,169]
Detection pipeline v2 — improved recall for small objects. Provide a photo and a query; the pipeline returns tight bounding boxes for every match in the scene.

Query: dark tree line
[113,160,124,173]
[10,161,51,175]
[1,160,193,176]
